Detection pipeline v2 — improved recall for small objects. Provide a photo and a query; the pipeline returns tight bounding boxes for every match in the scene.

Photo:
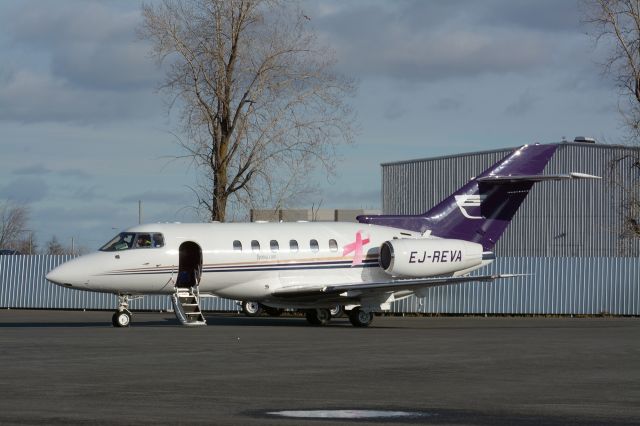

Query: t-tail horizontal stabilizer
[477,172,601,183]
[357,143,601,251]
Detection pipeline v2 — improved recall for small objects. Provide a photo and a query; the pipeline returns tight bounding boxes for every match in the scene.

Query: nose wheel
[112,310,131,327]
[112,295,132,328]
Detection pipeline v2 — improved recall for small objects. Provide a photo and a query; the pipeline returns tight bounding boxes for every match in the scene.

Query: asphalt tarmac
[0,310,638,425]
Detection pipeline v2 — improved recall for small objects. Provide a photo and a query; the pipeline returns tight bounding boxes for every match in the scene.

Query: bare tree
[140,0,356,221]
[0,202,29,250]
[45,236,71,255]
[584,0,640,136]
[583,0,640,242]
[12,234,37,255]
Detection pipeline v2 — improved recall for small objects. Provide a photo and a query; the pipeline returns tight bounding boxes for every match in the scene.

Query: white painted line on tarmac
[267,409,431,419]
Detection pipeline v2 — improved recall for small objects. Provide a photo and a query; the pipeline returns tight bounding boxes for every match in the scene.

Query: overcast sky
[0,0,625,250]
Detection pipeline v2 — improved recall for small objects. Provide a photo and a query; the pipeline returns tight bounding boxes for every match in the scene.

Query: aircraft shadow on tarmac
[0,319,177,328]
[201,314,407,329]
[0,313,391,328]
[203,314,350,327]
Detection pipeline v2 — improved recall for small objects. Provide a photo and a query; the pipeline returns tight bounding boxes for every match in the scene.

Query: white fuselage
[47,222,425,301]
[47,222,487,307]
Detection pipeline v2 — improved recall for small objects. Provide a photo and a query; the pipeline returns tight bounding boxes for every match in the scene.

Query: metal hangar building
[380,141,640,314]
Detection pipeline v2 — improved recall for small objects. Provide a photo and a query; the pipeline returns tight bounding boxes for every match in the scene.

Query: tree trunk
[212,164,228,222]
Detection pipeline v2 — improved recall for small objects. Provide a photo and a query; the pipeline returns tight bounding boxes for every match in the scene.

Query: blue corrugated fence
[0,255,239,311]
[0,255,638,314]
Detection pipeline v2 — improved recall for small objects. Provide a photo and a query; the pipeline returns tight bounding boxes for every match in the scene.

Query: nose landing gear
[112,295,132,328]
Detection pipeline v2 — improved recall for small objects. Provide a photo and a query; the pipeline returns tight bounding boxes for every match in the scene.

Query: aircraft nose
[46,260,88,288]
[45,267,65,285]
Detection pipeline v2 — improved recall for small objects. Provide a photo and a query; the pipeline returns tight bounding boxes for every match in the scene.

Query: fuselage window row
[232,239,340,253]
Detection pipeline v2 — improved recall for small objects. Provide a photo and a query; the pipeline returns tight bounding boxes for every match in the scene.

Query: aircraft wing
[270,273,523,298]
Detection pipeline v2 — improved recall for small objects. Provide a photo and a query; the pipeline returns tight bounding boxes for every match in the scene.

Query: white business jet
[46,144,599,327]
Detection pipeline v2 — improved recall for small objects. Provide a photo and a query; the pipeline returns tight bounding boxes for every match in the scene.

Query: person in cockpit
[136,234,152,248]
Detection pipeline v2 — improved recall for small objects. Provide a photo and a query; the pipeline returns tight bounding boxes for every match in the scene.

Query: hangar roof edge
[380,141,640,167]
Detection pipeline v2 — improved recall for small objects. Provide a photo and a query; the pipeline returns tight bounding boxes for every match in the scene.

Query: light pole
[19,229,33,254]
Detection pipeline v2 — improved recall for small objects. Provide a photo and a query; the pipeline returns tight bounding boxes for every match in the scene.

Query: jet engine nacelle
[379,238,483,278]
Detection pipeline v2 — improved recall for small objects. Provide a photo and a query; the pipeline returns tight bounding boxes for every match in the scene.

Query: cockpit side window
[136,234,152,248]
[100,232,165,251]
[100,233,136,251]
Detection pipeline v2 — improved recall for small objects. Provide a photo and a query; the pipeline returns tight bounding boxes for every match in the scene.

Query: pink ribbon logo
[342,230,370,265]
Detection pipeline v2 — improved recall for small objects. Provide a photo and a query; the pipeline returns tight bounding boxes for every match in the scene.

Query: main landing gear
[112,295,132,328]
[347,307,373,328]
[329,305,344,318]
[240,301,284,317]
[305,308,332,326]
[241,301,262,317]
[306,307,373,327]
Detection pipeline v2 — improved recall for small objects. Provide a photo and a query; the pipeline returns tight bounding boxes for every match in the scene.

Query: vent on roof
[574,136,596,144]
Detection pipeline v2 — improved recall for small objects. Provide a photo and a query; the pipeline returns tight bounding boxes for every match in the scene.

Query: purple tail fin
[357,144,559,250]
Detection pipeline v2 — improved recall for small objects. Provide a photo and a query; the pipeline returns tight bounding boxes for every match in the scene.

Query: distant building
[250,208,381,223]
[377,140,640,315]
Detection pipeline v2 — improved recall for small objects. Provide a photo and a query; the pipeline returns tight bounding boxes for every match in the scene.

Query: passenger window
[233,240,242,251]
[270,240,279,252]
[310,239,319,252]
[329,239,338,252]
[251,240,260,252]
[290,240,299,252]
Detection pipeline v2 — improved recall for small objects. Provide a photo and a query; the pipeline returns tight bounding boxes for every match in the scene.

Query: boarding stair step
[170,287,207,327]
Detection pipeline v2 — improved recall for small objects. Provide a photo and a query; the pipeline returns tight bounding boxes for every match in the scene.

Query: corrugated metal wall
[0,255,239,312]
[1,255,638,314]
[392,257,639,315]
[382,142,640,257]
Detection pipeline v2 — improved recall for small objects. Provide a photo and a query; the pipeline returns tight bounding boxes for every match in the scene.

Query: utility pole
[19,229,32,254]
[71,237,75,256]
[138,200,142,225]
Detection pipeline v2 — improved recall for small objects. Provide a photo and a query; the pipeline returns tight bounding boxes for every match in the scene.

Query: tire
[242,301,263,317]
[113,311,131,328]
[329,305,343,318]
[306,309,331,326]
[348,308,373,328]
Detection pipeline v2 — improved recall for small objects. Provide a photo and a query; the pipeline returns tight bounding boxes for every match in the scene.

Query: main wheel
[348,308,373,327]
[241,301,262,317]
[113,311,131,328]
[329,305,344,318]
[305,309,331,326]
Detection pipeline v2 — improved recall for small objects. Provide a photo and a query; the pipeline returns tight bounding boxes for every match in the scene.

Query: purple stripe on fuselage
[101,258,379,276]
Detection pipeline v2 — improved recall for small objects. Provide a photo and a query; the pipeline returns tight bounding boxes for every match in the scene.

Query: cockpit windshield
[100,232,165,251]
